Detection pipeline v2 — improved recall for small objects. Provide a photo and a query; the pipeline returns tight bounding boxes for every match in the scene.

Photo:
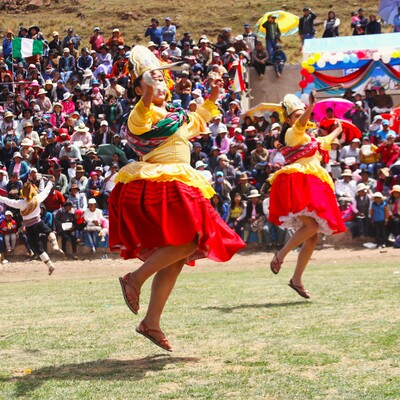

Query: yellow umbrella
[241,103,284,122]
[256,10,299,37]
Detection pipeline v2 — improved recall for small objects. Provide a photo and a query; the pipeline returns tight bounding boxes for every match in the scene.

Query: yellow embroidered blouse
[269,118,335,191]
[116,98,219,199]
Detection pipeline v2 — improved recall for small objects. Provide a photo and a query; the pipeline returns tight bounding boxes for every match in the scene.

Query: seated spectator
[190,142,208,169]
[195,160,212,183]
[210,193,229,221]
[86,170,103,205]
[70,122,93,149]
[252,42,269,77]
[43,185,65,213]
[335,168,357,199]
[226,142,244,172]
[226,192,246,235]
[372,87,393,116]
[54,200,78,259]
[376,132,400,169]
[84,198,105,253]
[68,164,88,192]
[376,120,397,144]
[242,189,265,245]
[359,136,379,175]
[8,152,30,182]
[212,170,232,203]
[52,164,68,194]
[250,141,269,170]
[358,167,377,192]
[233,173,255,200]
[101,162,118,210]
[213,127,231,155]
[214,154,236,186]
[339,138,360,169]
[369,115,384,143]
[208,114,227,137]
[66,183,87,211]
[271,45,286,78]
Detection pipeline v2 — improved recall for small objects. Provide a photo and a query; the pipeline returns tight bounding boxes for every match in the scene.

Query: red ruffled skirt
[269,172,346,235]
[108,180,245,265]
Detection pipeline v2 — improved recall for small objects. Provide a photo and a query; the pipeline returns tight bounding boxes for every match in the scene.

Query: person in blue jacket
[8,152,30,182]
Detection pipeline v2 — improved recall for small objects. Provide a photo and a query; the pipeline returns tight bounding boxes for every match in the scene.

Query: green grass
[0,255,399,399]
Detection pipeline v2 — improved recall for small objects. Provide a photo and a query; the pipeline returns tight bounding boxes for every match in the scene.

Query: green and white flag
[12,38,44,58]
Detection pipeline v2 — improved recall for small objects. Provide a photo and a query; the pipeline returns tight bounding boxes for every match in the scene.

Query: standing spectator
[393,6,400,32]
[353,183,371,238]
[49,31,63,55]
[106,28,124,47]
[242,189,265,245]
[54,201,78,259]
[351,8,368,35]
[262,14,281,59]
[161,17,176,44]
[299,7,317,43]
[243,23,258,55]
[343,101,369,134]
[370,192,388,248]
[1,210,17,254]
[323,11,340,37]
[2,30,14,59]
[144,18,162,47]
[366,15,382,34]
[62,27,81,50]
[89,27,105,54]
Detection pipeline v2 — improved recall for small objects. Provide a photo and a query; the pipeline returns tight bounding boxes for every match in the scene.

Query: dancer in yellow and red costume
[268,91,346,299]
[108,46,245,352]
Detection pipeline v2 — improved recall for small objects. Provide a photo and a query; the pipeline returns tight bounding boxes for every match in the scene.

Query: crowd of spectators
[0,7,399,263]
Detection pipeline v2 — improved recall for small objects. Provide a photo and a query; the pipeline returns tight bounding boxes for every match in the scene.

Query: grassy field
[0,250,399,400]
[0,0,391,63]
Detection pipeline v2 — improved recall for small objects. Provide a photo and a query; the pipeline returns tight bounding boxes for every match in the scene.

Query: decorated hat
[248,189,261,198]
[281,94,306,117]
[129,45,160,81]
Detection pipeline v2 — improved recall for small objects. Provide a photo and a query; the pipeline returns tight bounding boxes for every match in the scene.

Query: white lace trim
[279,208,334,235]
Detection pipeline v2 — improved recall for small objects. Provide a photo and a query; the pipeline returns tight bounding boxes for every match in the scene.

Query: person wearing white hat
[370,191,389,248]
[353,182,371,238]
[339,137,360,168]
[242,189,265,245]
[37,87,53,113]
[269,91,345,299]
[208,114,227,138]
[108,45,245,352]
[70,121,92,148]
[335,168,357,199]
[0,111,17,134]
[1,210,18,254]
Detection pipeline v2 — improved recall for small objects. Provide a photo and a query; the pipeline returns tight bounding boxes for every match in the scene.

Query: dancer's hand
[334,119,342,133]
[209,77,223,103]
[309,90,317,106]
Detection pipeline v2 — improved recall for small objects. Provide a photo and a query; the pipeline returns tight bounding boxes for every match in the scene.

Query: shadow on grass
[2,354,199,398]
[204,301,310,313]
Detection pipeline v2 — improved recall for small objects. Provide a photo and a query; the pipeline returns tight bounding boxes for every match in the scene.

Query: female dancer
[108,46,245,352]
[268,91,345,298]
[0,178,59,275]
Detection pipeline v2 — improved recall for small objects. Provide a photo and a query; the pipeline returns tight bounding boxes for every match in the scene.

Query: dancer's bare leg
[291,233,318,287]
[142,259,185,333]
[275,216,319,263]
[125,240,197,294]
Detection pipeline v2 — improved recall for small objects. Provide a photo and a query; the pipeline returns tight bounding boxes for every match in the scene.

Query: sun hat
[4,111,15,119]
[373,192,385,199]
[37,88,47,95]
[63,92,73,101]
[30,80,40,87]
[351,138,361,143]
[248,189,261,198]
[341,169,353,177]
[192,88,202,97]
[373,115,383,122]
[74,122,89,133]
[339,196,353,203]
[20,138,34,147]
[5,210,13,216]
[234,127,242,134]
[12,152,23,159]
[239,173,249,181]
[195,160,207,169]
[386,132,396,139]
[357,183,368,192]
[100,120,109,126]
[379,167,390,177]
[271,122,281,131]
[214,114,222,120]
[331,138,340,145]
[200,129,212,135]
[245,126,257,132]
[83,69,93,77]
[76,165,85,172]
[217,154,229,162]
[217,127,228,134]
[23,121,33,129]
[390,185,400,194]
[88,198,97,204]
[113,28,120,33]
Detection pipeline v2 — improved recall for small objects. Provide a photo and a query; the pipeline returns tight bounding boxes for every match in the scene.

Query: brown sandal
[270,253,283,275]
[288,279,311,299]
[136,321,173,352]
[119,273,140,315]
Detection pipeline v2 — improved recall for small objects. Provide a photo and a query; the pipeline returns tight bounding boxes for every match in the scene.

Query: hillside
[0,0,389,63]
